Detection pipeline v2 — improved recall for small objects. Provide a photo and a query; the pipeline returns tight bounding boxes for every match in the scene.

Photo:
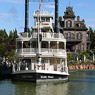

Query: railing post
[48,41,50,52]
[12,63,15,72]
[22,41,23,54]
[31,58,32,70]
[30,41,32,54]
[57,41,59,52]
[16,41,17,53]
[18,61,20,71]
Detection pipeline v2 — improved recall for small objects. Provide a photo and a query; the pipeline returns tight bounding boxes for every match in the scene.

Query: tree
[78,51,91,60]
[8,49,15,61]
[89,27,95,49]
[9,31,14,43]
[0,43,6,57]
[13,28,18,41]
[0,29,8,42]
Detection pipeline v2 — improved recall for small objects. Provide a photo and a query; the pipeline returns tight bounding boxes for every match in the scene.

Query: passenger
[25,66,28,70]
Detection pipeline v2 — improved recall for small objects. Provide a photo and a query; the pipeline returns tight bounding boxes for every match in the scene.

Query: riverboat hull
[12,70,69,82]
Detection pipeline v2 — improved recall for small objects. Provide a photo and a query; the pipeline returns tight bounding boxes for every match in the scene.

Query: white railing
[16,48,66,55]
[19,32,64,39]
[32,32,64,39]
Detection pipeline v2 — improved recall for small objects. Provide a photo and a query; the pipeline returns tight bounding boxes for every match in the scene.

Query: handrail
[16,48,66,55]
[19,32,64,39]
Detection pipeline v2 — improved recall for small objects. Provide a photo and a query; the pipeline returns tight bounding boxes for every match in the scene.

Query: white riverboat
[12,0,69,82]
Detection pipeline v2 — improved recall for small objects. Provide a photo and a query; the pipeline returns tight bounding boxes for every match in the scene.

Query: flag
[39,0,42,13]
[39,3,41,13]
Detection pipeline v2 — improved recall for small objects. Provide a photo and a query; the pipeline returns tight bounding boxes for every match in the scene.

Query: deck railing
[16,48,66,55]
[19,32,64,39]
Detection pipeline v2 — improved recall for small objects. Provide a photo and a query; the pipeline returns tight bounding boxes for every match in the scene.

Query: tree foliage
[89,27,95,49]
[0,43,6,57]
[0,29,18,60]
[0,29,8,42]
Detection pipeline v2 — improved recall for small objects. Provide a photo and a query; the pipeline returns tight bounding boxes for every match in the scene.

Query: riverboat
[12,0,69,82]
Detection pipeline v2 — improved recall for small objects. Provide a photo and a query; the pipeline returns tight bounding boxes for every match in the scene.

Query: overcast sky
[0,0,95,34]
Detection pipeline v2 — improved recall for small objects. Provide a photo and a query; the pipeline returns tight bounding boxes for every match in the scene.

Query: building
[59,6,90,53]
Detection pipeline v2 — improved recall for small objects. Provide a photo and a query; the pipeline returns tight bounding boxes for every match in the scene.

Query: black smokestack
[55,0,58,33]
[24,0,29,32]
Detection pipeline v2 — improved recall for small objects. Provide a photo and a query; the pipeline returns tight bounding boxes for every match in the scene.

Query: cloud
[0,0,23,4]
[19,25,24,29]
[86,19,95,22]
[45,4,55,8]
[0,13,12,18]
[76,3,89,8]
[87,24,95,28]
[9,7,18,21]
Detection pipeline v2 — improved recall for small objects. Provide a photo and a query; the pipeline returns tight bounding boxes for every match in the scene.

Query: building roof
[59,6,88,31]
[74,21,87,30]
[63,7,75,18]
[59,20,87,31]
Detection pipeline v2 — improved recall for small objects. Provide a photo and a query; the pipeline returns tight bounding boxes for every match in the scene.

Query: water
[0,70,95,95]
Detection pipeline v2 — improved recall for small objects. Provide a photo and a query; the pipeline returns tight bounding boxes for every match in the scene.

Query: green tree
[8,49,15,61]
[13,28,18,41]
[78,51,91,60]
[0,43,6,57]
[89,27,95,49]
[9,31,14,43]
[67,53,76,61]
[0,29,8,42]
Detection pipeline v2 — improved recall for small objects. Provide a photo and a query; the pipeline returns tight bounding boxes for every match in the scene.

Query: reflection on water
[12,82,68,95]
[0,70,95,95]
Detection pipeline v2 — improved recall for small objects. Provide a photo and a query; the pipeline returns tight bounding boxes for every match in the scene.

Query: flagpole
[37,0,42,70]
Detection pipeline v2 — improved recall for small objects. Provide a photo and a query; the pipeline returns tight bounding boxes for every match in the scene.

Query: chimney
[59,16,62,22]
[55,0,59,33]
[24,0,29,32]
[77,16,80,21]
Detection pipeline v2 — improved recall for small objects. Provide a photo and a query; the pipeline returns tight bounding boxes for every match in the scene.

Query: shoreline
[68,63,95,70]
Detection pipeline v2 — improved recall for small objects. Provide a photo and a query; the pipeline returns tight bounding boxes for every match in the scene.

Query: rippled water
[0,70,95,95]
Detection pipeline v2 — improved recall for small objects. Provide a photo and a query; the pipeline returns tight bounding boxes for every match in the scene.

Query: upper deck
[17,32,66,42]
[32,10,54,30]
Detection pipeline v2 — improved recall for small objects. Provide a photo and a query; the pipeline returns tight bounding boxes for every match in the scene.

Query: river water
[0,70,95,95]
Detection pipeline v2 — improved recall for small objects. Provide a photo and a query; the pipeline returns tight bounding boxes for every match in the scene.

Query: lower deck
[13,58,68,73]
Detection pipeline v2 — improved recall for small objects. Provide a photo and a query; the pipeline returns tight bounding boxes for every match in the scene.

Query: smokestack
[55,0,58,33]
[77,16,80,22]
[24,0,29,32]
[59,16,62,22]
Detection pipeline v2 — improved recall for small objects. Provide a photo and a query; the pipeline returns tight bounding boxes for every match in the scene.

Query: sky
[0,0,95,34]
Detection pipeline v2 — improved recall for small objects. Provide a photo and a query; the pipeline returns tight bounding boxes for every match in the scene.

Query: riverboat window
[43,44,45,48]
[41,60,45,63]
[77,23,81,27]
[46,17,50,22]
[59,42,64,49]
[41,17,45,22]
[17,42,22,49]
[23,41,30,48]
